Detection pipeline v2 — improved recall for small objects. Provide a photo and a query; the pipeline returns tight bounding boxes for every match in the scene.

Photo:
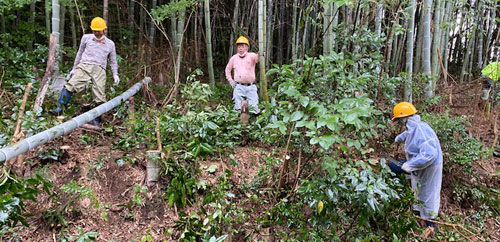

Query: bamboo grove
[1,0,498,96]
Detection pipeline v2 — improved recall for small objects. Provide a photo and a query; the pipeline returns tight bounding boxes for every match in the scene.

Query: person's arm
[225,57,234,81]
[109,42,118,77]
[253,53,259,64]
[72,35,88,71]
[395,131,408,143]
[225,57,236,88]
[109,42,120,85]
[401,137,439,173]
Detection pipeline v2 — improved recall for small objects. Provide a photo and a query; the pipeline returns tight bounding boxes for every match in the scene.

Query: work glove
[66,69,75,80]
[113,74,120,86]
[229,79,236,88]
[388,160,410,175]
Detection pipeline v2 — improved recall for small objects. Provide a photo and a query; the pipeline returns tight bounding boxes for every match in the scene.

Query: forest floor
[3,81,500,241]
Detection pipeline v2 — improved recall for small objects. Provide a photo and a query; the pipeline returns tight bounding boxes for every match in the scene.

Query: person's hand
[113,75,120,86]
[66,69,75,80]
[394,134,405,143]
[229,79,236,88]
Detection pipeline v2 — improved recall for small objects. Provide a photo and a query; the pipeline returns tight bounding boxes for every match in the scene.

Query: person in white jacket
[389,102,443,233]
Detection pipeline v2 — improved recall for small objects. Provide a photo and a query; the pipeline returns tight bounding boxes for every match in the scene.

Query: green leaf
[284,87,300,97]
[266,68,279,76]
[355,183,367,191]
[279,123,287,134]
[290,111,304,122]
[318,135,336,149]
[310,137,320,145]
[299,96,310,107]
[207,164,217,173]
[305,120,316,130]
[326,116,339,131]
[317,118,327,129]
[343,112,358,124]
[296,120,307,128]
[205,121,218,130]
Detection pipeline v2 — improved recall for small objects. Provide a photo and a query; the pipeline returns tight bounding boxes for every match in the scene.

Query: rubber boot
[91,102,104,126]
[92,116,101,126]
[49,88,73,115]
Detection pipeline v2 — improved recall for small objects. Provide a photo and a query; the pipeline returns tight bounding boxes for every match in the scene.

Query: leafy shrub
[271,159,416,241]
[421,113,487,167]
[43,181,108,228]
[0,171,52,227]
[266,55,387,154]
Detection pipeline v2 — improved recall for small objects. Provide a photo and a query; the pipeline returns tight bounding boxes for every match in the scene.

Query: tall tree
[52,0,61,76]
[476,1,485,69]
[258,0,269,102]
[27,0,36,51]
[291,0,298,60]
[375,3,383,36]
[460,1,480,82]
[484,1,497,65]
[128,0,135,45]
[405,0,416,102]
[441,1,454,79]
[430,0,443,95]
[45,0,50,38]
[69,1,77,49]
[266,0,273,69]
[422,0,433,97]
[323,2,334,55]
[204,0,215,86]
[176,5,185,73]
[228,0,240,58]
[103,0,108,22]
[147,0,157,74]
[59,2,66,48]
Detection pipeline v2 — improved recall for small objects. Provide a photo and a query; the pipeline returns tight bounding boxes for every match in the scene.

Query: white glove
[229,79,236,88]
[113,75,120,86]
[66,69,75,80]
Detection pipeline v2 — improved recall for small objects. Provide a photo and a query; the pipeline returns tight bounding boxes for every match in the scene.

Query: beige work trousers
[64,63,107,103]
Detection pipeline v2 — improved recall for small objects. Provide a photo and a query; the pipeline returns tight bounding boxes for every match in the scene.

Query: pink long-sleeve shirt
[225,53,259,84]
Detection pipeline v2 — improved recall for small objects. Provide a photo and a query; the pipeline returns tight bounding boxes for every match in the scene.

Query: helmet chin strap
[96,35,105,40]
[238,51,247,57]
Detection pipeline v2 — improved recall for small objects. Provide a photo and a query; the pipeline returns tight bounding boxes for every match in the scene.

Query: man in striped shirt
[50,17,120,126]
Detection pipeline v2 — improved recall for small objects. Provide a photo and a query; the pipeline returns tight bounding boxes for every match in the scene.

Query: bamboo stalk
[156,117,162,151]
[73,0,85,33]
[204,0,215,86]
[277,123,295,192]
[12,83,33,143]
[493,104,499,147]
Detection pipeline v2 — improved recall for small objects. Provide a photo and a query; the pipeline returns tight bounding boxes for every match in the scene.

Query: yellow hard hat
[236,36,249,46]
[392,102,417,120]
[90,17,107,31]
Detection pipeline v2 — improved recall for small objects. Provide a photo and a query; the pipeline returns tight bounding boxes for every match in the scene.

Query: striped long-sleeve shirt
[72,34,118,77]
